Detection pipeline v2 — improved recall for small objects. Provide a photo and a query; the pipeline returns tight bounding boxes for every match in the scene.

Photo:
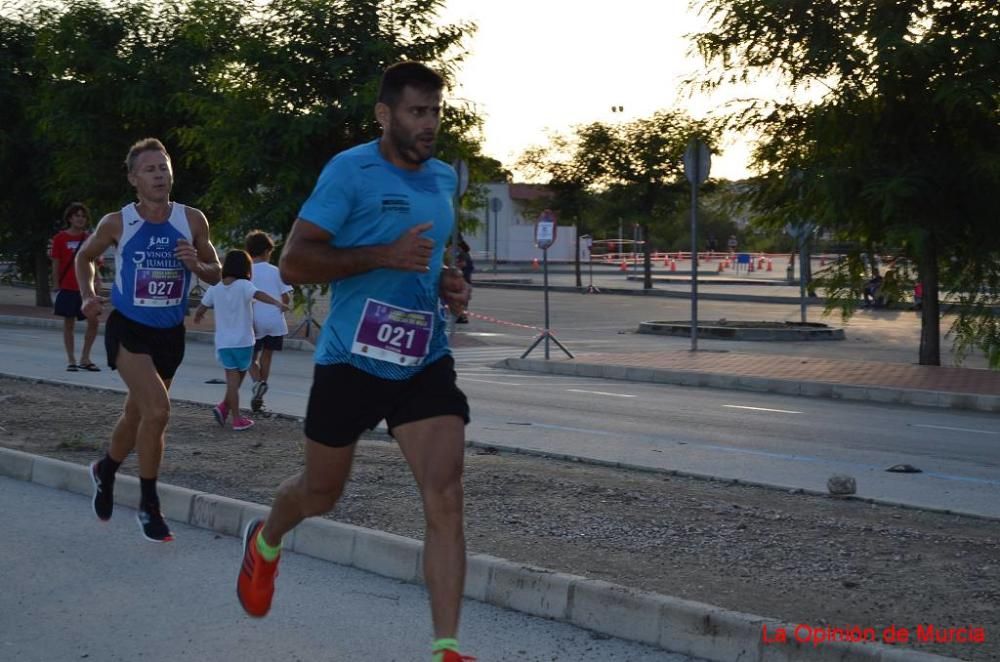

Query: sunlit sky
[439,0,757,181]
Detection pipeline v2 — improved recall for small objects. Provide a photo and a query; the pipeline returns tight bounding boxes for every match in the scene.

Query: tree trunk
[918,237,941,366]
[34,251,52,308]
[642,223,652,290]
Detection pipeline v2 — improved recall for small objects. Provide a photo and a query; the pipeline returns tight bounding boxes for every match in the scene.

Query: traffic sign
[453,159,469,198]
[490,197,502,213]
[534,209,557,250]
[684,139,711,186]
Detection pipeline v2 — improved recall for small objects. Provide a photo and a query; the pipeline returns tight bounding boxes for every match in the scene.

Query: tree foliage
[0,0,483,299]
[693,0,1000,367]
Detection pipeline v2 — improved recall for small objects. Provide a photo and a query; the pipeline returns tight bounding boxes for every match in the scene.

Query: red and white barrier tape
[464,310,547,333]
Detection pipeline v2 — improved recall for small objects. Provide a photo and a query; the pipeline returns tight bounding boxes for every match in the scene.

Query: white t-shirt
[251,260,293,339]
[201,279,258,349]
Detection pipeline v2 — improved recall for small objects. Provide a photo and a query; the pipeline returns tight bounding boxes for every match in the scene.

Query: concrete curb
[471,280,829,306]
[498,358,1000,414]
[0,447,956,662]
[0,314,316,353]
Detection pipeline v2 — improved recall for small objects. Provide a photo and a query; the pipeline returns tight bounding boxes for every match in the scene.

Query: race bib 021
[351,298,433,366]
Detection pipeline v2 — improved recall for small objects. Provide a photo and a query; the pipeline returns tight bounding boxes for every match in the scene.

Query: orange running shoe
[436,651,476,661]
[236,518,280,617]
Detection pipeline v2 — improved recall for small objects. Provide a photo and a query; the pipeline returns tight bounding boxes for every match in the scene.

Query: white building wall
[463,183,577,263]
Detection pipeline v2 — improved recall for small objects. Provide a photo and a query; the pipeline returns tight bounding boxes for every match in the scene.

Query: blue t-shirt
[298,140,457,379]
[111,203,193,328]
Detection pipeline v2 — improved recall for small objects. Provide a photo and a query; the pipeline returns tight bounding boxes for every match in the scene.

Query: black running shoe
[136,503,174,542]
[250,381,268,413]
[89,460,114,521]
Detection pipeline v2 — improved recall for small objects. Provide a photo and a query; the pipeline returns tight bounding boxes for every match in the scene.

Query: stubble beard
[389,124,435,167]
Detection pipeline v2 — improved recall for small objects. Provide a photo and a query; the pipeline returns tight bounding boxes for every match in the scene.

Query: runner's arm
[178,208,222,285]
[76,214,119,300]
[279,218,433,285]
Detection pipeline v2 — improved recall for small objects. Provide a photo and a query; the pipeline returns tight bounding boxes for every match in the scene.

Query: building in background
[465,183,577,264]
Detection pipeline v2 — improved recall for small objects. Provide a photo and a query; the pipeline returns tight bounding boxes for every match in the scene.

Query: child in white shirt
[245,231,294,413]
[194,250,288,431]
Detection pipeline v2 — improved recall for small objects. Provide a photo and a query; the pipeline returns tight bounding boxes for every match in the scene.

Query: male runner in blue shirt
[236,62,473,662]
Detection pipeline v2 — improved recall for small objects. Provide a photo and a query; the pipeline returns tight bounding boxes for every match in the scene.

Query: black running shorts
[305,355,470,448]
[254,335,284,352]
[104,310,186,380]
[53,289,85,321]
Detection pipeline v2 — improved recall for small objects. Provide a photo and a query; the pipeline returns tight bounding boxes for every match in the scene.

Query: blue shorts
[216,346,253,371]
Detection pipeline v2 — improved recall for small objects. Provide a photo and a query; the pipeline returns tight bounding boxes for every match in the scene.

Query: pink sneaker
[213,402,229,427]
[232,416,255,431]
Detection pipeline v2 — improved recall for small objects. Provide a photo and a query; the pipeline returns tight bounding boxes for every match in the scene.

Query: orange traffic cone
[717,261,724,273]
[758,257,766,269]
[670,259,677,272]
[766,258,773,271]
[531,258,540,270]
[749,260,755,273]
[619,260,628,272]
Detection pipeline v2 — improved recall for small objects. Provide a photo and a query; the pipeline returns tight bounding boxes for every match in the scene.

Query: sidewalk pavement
[5,283,998,413]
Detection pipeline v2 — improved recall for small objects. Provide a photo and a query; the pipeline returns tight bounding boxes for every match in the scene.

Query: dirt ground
[1,376,996,661]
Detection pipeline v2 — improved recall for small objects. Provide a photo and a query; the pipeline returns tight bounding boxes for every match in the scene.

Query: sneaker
[232,416,255,431]
[237,518,280,618]
[435,651,476,662]
[250,381,268,413]
[213,402,229,427]
[136,503,173,542]
[89,460,114,521]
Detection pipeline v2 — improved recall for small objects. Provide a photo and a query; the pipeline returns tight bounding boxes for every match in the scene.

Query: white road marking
[566,389,636,398]
[724,404,802,414]
[913,423,998,436]
[459,377,524,386]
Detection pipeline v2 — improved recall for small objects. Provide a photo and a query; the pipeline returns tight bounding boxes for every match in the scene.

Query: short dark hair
[244,230,275,258]
[125,137,170,173]
[62,202,90,225]
[377,61,445,108]
[221,249,252,280]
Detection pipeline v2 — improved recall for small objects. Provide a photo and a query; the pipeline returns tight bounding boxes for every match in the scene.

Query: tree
[519,112,719,287]
[176,0,479,239]
[0,4,52,305]
[693,0,1000,367]
[0,0,484,306]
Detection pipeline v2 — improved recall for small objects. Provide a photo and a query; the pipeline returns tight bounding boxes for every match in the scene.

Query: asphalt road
[1,285,997,518]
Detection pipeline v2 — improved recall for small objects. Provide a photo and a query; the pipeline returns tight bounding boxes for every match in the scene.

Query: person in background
[193,249,289,431]
[51,202,101,371]
[454,237,473,324]
[245,230,294,412]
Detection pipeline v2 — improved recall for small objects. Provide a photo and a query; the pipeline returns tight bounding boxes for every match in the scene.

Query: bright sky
[439,0,756,181]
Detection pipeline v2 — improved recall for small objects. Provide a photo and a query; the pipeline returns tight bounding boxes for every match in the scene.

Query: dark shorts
[305,355,470,448]
[254,335,284,352]
[104,310,186,380]
[53,290,85,321]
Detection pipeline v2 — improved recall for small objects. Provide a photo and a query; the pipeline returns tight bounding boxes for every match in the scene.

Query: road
[1,285,997,518]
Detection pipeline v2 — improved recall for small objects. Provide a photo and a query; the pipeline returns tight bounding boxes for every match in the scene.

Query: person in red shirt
[50,202,101,371]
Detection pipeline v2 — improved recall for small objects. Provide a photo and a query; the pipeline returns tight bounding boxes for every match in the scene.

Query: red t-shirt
[50,230,89,291]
